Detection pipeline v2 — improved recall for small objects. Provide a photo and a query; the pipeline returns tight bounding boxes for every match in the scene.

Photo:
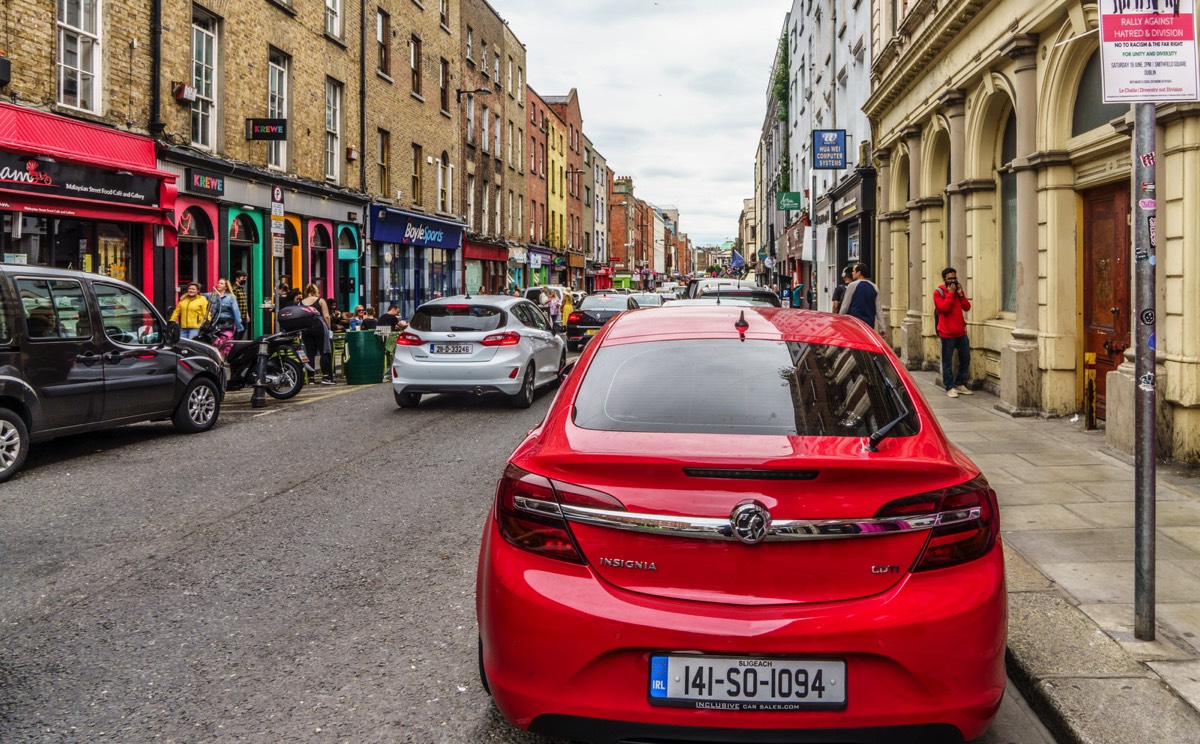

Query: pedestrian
[349,305,365,330]
[538,288,549,311]
[169,282,208,339]
[935,267,974,398]
[207,277,243,357]
[232,270,251,339]
[791,283,805,310]
[299,283,335,385]
[831,266,853,313]
[360,306,379,330]
[837,262,884,334]
[548,292,562,330]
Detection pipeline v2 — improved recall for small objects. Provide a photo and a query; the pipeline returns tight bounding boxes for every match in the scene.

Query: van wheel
[173,377,220,433]
[395,391,421,408]
[0,409,29,483]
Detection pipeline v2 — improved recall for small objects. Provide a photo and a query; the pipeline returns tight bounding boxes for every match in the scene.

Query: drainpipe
[149,0,164,137]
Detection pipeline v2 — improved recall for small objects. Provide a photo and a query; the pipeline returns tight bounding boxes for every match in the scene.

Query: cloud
[499,0,784,244]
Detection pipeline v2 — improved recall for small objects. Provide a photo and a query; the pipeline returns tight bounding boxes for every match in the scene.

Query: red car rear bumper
[477,516,1007,742]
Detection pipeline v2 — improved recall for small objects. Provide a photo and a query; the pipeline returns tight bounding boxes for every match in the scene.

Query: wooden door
[1082,182,1131,419]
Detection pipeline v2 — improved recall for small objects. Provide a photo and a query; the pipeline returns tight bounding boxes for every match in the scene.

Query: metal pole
[1133,101,1157,641]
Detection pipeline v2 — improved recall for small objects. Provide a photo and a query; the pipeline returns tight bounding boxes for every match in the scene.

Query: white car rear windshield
[572,339,918,437]
[410,305,505,332]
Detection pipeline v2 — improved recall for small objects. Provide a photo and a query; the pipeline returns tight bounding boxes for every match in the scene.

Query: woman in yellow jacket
[170,282,209,339]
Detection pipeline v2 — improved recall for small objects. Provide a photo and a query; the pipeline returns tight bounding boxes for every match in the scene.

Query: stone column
[901,125,924,369]
[999,35,1041,415]
[876,149,893,339]
[940,89,968,272]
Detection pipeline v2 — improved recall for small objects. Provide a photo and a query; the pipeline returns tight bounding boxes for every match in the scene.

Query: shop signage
[245,118,289,141]
[530,252,543,269]
[813,130,847,170]
[1100,0,1200,102]
[508,245,528,263]
[370,205,462,249]
[776,192,803,211]
[185,167,225,197]
[0,152,159,207]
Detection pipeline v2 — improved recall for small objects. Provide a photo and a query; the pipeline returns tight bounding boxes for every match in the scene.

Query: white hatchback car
[390,295,566,409]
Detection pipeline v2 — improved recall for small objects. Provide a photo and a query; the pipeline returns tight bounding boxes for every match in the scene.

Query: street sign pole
[1133,101,1157,640]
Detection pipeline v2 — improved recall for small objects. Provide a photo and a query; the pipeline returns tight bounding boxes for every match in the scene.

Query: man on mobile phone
[934,267,972,398]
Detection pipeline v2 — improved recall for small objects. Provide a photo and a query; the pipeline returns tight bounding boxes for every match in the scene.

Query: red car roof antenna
[735,310,749,341]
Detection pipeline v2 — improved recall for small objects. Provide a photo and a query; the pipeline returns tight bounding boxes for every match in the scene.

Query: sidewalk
[918,370,1200,743]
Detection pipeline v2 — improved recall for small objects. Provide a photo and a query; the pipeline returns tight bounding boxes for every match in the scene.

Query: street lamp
[455,86,491,103]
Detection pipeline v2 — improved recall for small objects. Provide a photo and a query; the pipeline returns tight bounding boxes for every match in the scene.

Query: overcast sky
[496,0,787,247]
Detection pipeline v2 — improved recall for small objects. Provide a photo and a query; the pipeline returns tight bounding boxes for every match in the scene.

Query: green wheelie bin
[343,330,385,385]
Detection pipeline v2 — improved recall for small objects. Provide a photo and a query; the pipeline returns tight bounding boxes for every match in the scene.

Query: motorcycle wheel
[265,356,305,400]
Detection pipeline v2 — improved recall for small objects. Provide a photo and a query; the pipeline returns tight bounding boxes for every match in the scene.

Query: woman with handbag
[208,278,243,358]
[299,284,335,385]
[170,283,209,339]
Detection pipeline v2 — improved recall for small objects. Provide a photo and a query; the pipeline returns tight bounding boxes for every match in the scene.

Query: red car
[476,305,1005,744]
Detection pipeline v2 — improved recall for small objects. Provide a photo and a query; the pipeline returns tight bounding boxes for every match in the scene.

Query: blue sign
[813,129,847,170]
[370,205,462,249]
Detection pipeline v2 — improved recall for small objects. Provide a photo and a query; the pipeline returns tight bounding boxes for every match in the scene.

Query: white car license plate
[431,343,471,354]
[649,655,846,710]
[585,328,598,335]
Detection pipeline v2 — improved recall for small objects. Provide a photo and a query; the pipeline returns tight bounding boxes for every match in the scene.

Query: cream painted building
[865,0,1199,462]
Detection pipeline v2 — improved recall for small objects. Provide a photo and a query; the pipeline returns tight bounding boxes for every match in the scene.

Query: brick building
[544,90,584,289]
[500,21,528,291]
[525,86,551,286]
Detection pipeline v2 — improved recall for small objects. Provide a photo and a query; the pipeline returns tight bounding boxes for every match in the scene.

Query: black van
[0,265,227,482]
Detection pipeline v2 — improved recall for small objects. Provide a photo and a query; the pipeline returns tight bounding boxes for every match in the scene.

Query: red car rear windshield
[409,305,505,332]
[572,339,918,437]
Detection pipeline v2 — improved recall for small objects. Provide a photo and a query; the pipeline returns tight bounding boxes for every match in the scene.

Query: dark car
[0,265,226,482]
[565,294,637,352]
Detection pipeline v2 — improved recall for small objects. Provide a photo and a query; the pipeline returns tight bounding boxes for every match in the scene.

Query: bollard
[251,338,269,408]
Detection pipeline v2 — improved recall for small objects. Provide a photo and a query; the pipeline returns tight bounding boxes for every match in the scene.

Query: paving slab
[1076,603,1197,661]
[1017,451,1110,467]
[1157,603,1200,655]
[1075,480,1189,502]
[1011,465,1133,485]
[1039,560,1200,604]
[1064,500,1200,528]
[1162,526,1200,551]
[994,481,1097,506]
[1000,505,1097,531]
[1004,528,1196,564]
[1148,660,1200,712]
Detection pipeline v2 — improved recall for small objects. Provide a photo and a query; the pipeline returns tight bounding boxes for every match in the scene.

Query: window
[326,0,342,38]
[585,185,592,207]
[268,50,289,169]
[325,78,342,181]
[411,144,423,205]
[508,190,514,234]
[437,151,451,213]
[410,35,422,95]
[480,40,489,76]
[440,0,449,27]
[467,96,475,144]
[530,136,536,171]
[466,27,474,61]
[538,142,544,175]
[191,14,218,148]
[95,284,161,345]
[377,9,390,74]
[517,67,524,104]
[507,56,514,95]
[1073,50,1125,136]
[467,174,476,230]
[482,180,490,232]
[494,51,500,82]
[529,199,536,240]
[1000,109,1017,313]
[494,186,502,234]
[518,199,524,238]
[481,106,490,152]
[517,128,524,172]
[506,121,513,166]
[378,129,391,195]
[439,59,449,111]
[494,113,501,157]
[57,0,100,110]
[18,279,90,339]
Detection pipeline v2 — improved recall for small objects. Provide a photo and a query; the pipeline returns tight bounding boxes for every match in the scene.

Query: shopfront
[528,247,551,287]
[507,245,528,292]
[161,148,365,335]
[830,170,875,277]
[369,205,464,319]
[336,225,361,312]
[593,264,613,291]
[0,103,177,307]
[567,252,585,290]
[463,237,508,295]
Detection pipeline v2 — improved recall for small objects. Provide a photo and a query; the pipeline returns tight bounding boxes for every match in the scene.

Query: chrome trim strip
[551,503,982,542]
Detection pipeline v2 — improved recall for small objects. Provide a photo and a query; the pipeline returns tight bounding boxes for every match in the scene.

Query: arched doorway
[177,206,212,293]
[310,223,332,297]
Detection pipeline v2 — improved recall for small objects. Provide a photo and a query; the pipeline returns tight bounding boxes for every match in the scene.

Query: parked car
[389,295,566,409]
[477,304,1005,743]
[0,265,226,482]
[692,280,782,307]
[627,292,664,308]
[565,294,637,352]
[685,277,763,298]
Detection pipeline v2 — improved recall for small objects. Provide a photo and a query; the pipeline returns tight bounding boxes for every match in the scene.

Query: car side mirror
[165,320,181,345]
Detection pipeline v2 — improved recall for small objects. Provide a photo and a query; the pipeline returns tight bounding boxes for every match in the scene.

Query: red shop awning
[0,191,176,227]
[464,241,509,262]
[0,102,168,178]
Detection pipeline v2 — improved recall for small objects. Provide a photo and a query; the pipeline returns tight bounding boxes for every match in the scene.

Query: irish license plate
[431,343,471,354]
[649,655,846,710]
[585,329,598,335]
[296,348,309,363]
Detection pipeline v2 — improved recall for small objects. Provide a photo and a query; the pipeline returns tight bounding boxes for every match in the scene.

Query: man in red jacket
[934,267,972,398]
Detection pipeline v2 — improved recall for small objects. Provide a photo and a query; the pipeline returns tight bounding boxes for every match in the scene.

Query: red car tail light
[876,476,998,572]
[481,331,521,346]
[567,312,583,323]
[496,464,585,563]
[395,332,423,346]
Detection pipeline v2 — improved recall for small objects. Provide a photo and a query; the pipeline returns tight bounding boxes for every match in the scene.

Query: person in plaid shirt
[233,270,251,339]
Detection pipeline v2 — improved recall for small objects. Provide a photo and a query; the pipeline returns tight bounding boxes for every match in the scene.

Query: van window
[17,279,91,339]
[94,283,162,345]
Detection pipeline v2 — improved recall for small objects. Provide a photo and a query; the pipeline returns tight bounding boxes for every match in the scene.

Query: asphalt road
[0,379,1055,743]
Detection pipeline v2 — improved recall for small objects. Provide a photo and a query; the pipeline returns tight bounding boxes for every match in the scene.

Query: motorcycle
[196,326,313,399]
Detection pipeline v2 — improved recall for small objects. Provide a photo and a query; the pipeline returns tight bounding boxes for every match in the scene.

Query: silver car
[389,295,566,409]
